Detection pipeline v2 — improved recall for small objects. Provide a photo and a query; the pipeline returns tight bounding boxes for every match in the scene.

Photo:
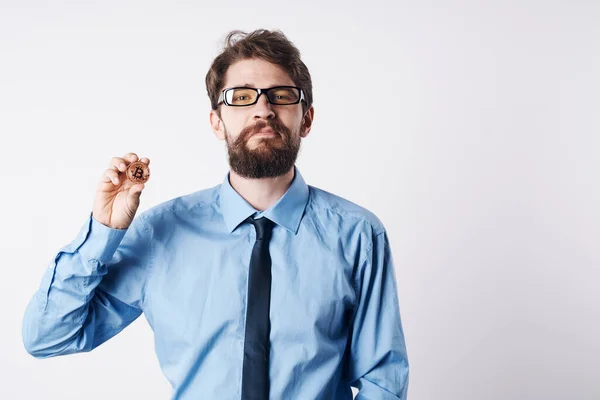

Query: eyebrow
[228,83,292,89]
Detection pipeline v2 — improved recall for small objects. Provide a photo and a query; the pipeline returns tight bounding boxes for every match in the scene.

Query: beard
[224,118,302,179]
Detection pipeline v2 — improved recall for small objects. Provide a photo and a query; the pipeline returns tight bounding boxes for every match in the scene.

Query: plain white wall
[2,1,598,399]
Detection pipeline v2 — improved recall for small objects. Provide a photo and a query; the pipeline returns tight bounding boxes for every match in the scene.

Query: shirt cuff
[75,212,129,264]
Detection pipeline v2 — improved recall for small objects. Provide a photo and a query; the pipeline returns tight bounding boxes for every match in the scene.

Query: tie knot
[247,217,275,240]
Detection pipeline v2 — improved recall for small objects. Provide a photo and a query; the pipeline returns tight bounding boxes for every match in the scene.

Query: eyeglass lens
[225,87,300,106]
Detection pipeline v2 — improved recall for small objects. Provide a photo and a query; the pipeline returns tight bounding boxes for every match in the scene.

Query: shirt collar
[218,165,309,235]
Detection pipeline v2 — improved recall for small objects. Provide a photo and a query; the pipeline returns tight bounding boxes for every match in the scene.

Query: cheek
[277,110,302,128]
[222,112,249,133]
[223,122,245,144]
[291,109,306,128]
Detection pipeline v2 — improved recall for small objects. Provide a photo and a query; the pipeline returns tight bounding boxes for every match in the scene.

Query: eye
[270,88,299,102]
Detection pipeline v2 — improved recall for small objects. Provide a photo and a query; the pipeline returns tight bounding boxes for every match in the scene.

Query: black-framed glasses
[216,86,305,108]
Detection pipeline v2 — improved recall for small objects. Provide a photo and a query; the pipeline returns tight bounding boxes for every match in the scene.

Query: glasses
[216,86,305,108]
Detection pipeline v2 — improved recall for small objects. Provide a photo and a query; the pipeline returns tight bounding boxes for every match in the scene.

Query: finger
[127,183,144,208]
[140,157,150,166]
[109,157,127,172]
[102,168,120,185]
[123,152,139,163]
[129,183,145,195]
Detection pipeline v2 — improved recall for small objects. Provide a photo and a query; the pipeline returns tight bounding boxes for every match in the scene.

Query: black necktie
[241,216,275,400]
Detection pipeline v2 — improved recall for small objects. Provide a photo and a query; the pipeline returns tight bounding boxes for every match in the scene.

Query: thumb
[127,183,145,209]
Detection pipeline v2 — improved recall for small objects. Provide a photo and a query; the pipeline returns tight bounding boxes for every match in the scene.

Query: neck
[228,166,295,212]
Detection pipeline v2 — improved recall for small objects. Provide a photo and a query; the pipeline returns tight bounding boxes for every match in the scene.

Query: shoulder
[136,184,221,224]
[307,184,386,236]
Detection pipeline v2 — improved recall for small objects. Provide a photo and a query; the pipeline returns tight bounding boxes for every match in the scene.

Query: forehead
[223,58,295,88]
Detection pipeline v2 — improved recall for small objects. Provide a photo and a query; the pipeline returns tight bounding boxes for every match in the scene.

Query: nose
[252,92,275,120]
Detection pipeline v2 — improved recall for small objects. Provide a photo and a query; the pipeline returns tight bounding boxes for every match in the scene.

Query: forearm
[22,213,128,358]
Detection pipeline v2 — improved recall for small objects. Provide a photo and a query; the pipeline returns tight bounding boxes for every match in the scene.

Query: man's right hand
[92,152,150,230]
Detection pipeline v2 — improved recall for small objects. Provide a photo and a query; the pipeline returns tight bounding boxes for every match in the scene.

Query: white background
[2,1,599,399]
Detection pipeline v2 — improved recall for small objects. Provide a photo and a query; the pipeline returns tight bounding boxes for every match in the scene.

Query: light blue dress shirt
[22,165,409,399]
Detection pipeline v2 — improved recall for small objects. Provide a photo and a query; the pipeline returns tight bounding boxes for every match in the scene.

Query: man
[22,29,409,399]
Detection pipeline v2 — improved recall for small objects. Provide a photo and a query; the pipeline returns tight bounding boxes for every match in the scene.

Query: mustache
[240,119,290,140]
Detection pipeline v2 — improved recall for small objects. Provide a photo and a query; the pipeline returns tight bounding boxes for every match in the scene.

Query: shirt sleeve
[347,229,410,399]
[21,211,153,358]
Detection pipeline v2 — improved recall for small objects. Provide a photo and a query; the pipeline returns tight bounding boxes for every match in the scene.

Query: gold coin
[126,161,150,184]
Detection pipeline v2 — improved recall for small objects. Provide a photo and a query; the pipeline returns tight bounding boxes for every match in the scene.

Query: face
[210,58,314,179]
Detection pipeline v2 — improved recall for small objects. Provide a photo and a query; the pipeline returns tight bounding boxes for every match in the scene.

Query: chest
[145,231,359,343]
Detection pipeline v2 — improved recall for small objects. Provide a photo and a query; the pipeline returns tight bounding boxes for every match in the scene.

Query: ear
[300,106,315,138]
[210,109,226,140]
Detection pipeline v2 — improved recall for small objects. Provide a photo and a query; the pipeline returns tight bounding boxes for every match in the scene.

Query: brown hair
[205,29,313,116]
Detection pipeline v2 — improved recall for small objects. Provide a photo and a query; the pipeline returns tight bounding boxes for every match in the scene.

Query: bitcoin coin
[126,161,150,184]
